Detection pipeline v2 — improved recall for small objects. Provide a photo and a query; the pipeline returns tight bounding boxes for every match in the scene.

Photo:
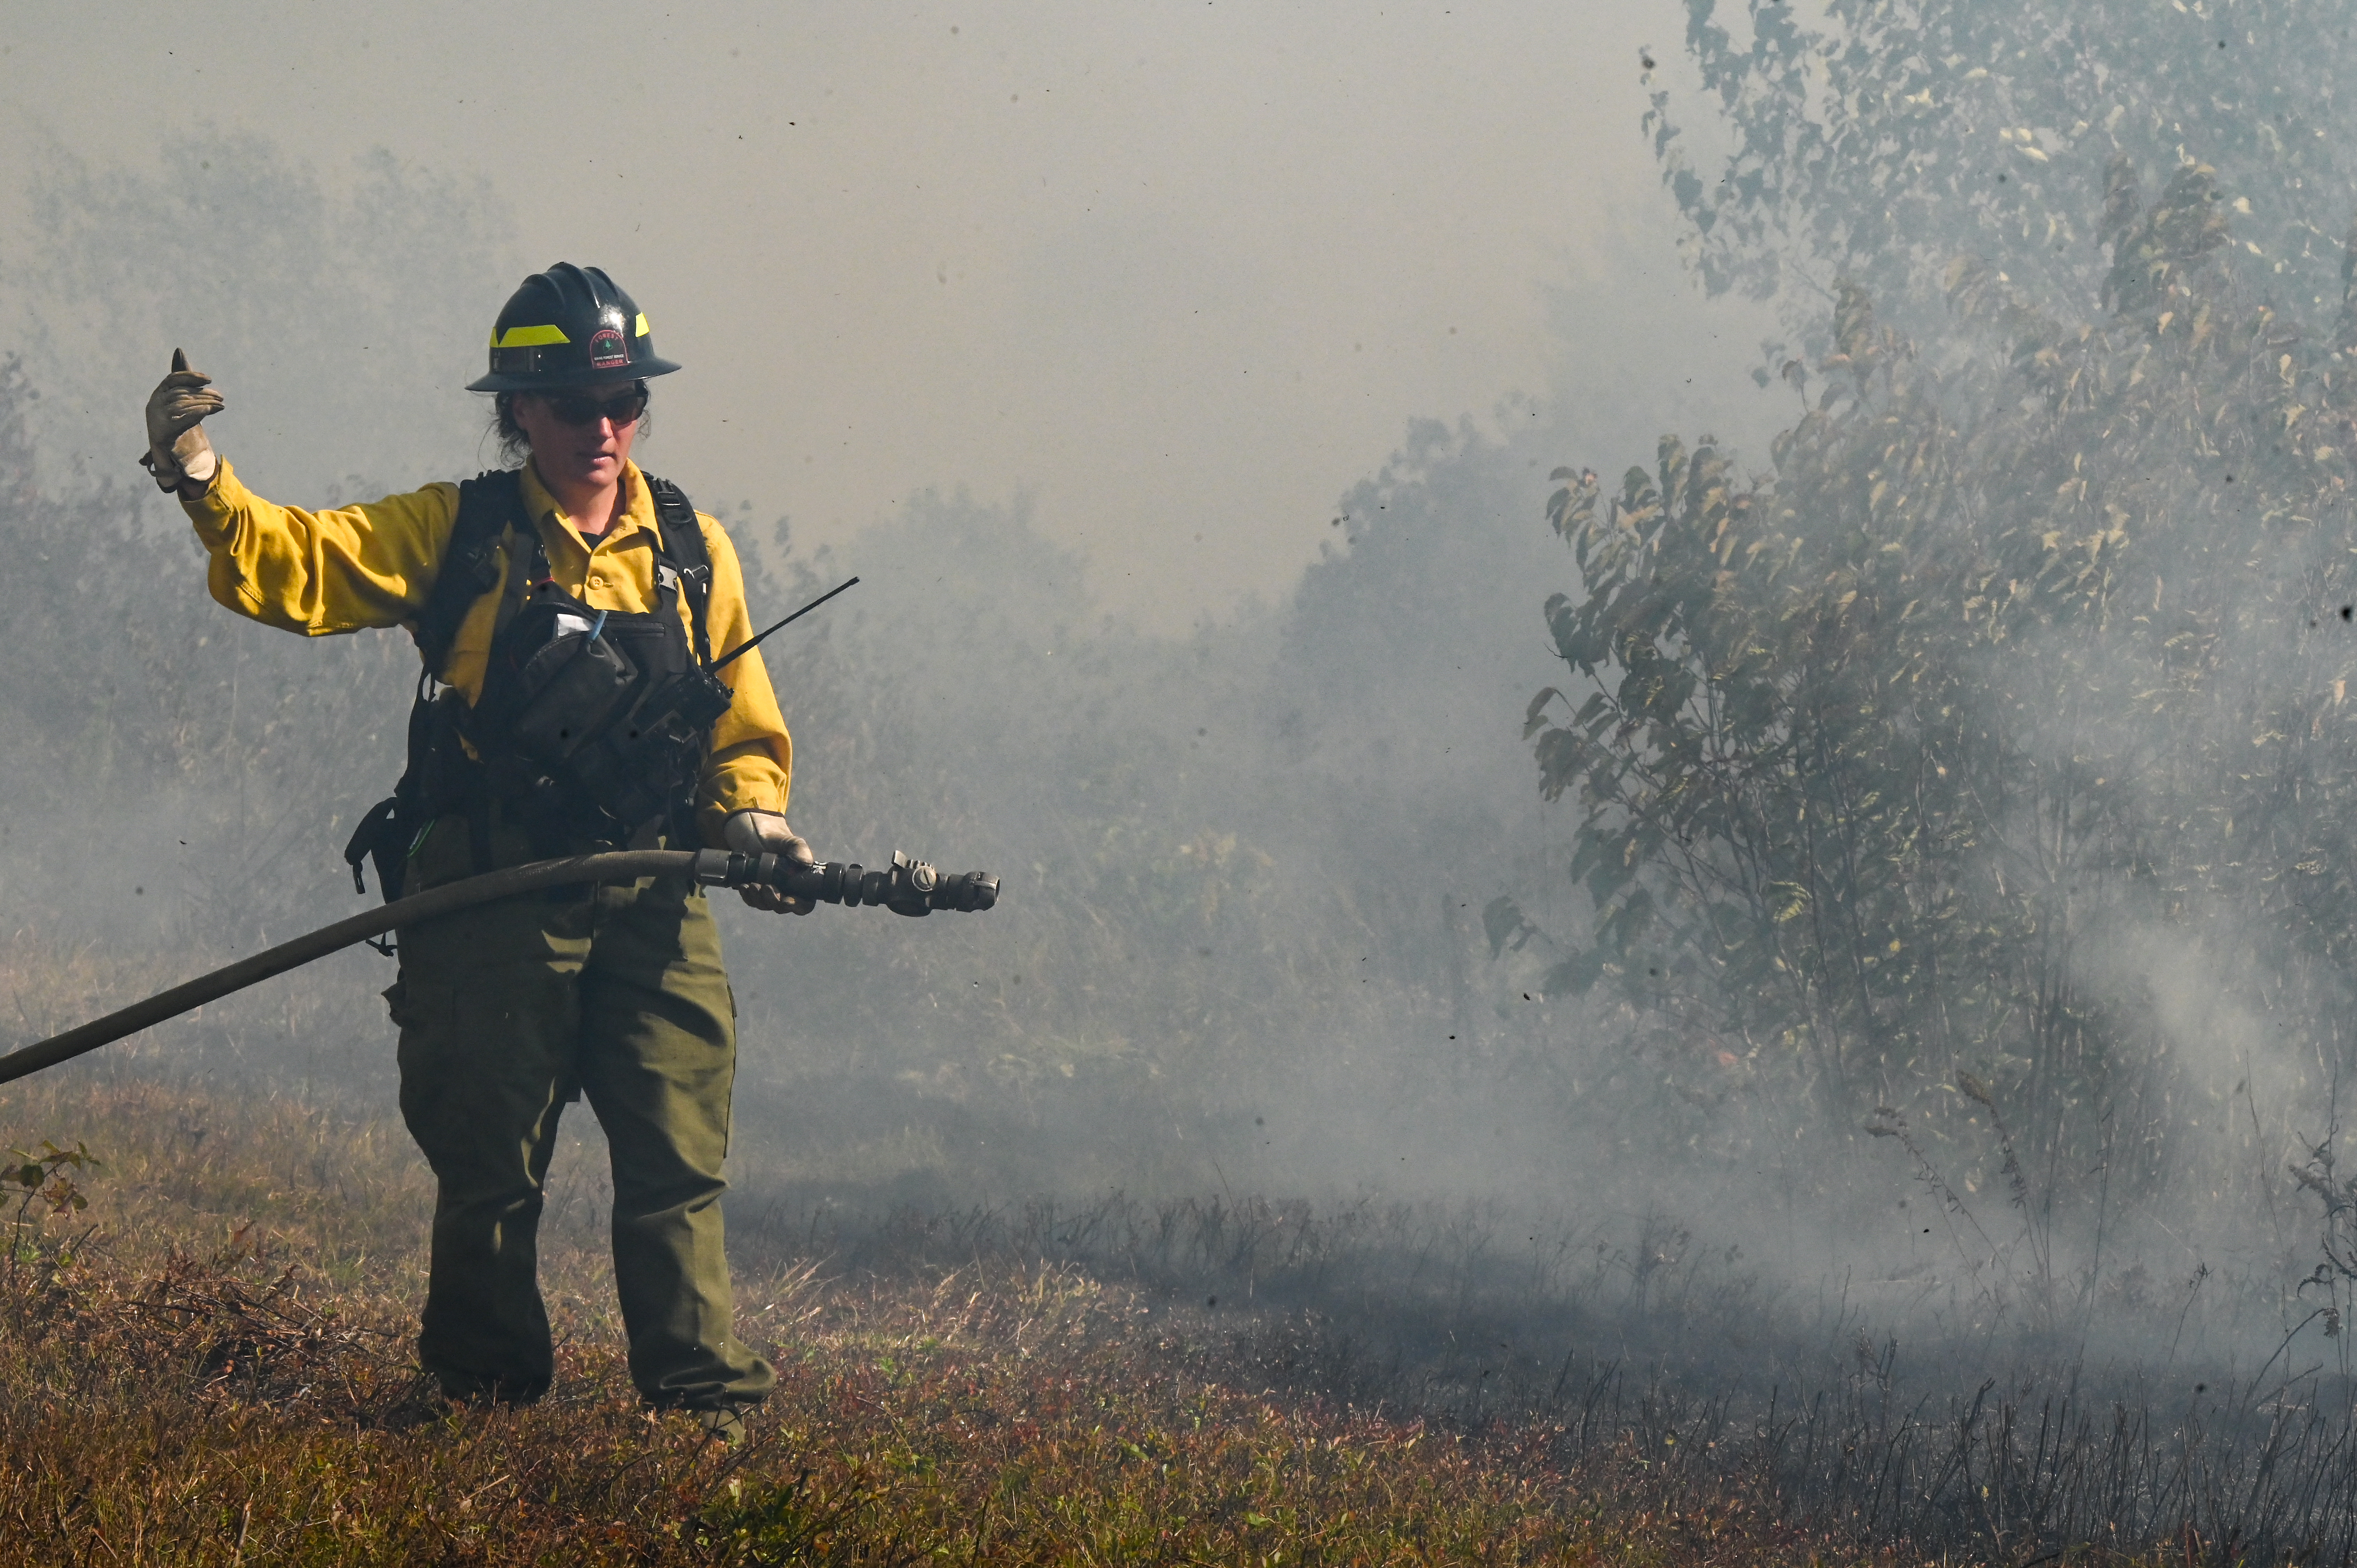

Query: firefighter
[143,263,803,1441]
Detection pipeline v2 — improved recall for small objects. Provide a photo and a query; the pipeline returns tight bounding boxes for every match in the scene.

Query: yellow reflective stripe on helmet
[493,323,571,348]
[634,313,651,337]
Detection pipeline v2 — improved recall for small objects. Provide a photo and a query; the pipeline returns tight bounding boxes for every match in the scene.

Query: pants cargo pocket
[389,976,465,1153]
[384,975,455,1033]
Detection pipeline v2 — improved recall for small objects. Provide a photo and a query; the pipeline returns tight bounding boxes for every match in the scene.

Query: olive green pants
[385,815,774,1410]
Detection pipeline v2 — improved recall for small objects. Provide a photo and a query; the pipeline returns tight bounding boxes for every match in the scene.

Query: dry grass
[0,1074,1981,1565]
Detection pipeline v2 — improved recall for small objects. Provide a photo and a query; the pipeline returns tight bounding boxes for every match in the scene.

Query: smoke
[12,10,2357,1556]
[6,131,511,498]
[1,116,2345,1453]
[0,137,1776,1228]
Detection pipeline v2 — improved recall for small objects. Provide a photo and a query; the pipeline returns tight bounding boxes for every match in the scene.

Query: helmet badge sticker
[588,327,629,369]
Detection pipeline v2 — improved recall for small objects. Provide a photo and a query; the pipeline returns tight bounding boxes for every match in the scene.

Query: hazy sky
[5,2,1776,628]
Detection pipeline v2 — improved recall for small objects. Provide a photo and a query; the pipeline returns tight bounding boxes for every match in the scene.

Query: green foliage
[2,1137,99,1294]
[1650,0,2357,335]
[1524,163,2357,1165]
[3,1138,97,1233]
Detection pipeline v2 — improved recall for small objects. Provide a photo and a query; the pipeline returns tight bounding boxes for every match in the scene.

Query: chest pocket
[472,593,684,770]
[467,525,700,824]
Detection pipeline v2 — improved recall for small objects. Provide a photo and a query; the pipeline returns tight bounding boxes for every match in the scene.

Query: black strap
[415,470,527,680]
[421,468,712,676]
[645,475,714,668]
[341,797,403,895]
[493,516,544,641]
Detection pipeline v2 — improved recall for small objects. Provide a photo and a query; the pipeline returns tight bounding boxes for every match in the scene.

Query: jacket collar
[518,459,652,549]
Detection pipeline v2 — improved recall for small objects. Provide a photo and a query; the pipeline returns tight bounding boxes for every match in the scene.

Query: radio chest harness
[343,469,727,902]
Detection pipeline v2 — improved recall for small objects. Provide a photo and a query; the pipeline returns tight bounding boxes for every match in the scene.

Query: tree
[1649,0,2357,340]
[1514,164,2357,1208]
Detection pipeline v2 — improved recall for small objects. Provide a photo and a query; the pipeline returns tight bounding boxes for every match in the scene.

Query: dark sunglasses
[541,386,647,427]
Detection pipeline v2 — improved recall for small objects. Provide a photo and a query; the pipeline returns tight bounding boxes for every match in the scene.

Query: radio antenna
[709,576,860,673]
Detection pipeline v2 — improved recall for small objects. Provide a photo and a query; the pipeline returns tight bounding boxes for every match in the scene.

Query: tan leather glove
[140,348,224,493]
[723,809,815,914]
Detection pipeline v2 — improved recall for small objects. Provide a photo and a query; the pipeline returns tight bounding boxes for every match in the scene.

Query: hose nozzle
[693,848,999,915]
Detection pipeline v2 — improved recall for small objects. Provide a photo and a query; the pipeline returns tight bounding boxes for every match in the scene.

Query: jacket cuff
[697,747,792,848]
[180,457,245,547]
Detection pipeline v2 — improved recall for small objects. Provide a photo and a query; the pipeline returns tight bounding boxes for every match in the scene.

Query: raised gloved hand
[140,349,224,493]
[722,809,815,914]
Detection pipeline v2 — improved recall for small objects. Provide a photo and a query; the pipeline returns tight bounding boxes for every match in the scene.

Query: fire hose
[0,848,998,1088]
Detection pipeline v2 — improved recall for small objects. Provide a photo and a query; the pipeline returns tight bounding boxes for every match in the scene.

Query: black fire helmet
[466,263,683,392]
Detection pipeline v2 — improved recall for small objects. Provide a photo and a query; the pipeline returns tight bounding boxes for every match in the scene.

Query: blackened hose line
[0,848,997,1088]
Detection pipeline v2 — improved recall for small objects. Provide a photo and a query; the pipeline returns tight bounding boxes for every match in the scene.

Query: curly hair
[487,382,652,468]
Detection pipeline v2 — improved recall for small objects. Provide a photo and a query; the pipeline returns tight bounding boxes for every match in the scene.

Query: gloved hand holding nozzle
[723,809,816,914]
[141,348,224,493]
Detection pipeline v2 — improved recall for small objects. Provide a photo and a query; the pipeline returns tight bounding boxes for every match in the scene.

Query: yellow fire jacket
[183,457,792,843]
